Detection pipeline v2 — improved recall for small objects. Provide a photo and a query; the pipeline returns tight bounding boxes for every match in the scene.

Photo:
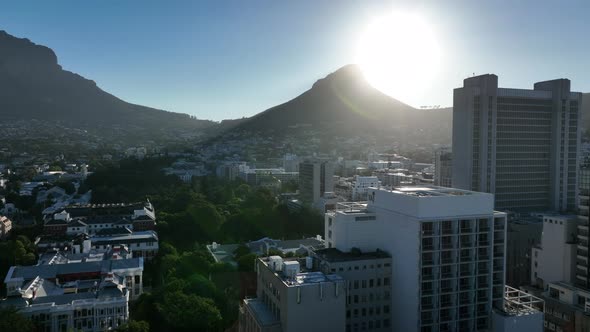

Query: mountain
[233,64,453,144]
[0,30,213,133]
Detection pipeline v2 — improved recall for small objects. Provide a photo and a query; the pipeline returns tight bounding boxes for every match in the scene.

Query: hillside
[0,30,214,133]
[234,65,453,144]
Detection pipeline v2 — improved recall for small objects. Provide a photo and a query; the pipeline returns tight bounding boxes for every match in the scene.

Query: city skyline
[2,0,589,121]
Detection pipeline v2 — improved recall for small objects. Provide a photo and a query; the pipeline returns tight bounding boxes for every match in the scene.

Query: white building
[530,215,578,289]
[239,256,346,332]
[326,186,507,332]
[351,176,380,201]
[1,252,143,332]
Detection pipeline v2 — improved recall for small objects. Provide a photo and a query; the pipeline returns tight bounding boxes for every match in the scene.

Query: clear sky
[2,0,589,121]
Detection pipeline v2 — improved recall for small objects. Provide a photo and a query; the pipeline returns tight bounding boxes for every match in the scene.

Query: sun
[356,12,440,107]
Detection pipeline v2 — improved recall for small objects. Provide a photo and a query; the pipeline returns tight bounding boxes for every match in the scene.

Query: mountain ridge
[0,30,214,133]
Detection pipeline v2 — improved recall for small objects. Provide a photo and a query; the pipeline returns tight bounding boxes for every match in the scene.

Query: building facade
[299,160,334,206]
[239,256,346,332]
[311,248,393,332]
[452,75,582,212]
[326,186,507,332]
[434,147,452,188]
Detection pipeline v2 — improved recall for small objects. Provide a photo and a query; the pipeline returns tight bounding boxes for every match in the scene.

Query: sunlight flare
[356,12,441,106]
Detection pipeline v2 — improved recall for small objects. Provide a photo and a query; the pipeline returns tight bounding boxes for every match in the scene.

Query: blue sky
[2,1,589,121]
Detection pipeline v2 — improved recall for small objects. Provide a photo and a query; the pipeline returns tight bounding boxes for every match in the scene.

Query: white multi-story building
[530,215,578,289]
[452,75,582,212]
[351,176,380,201]
[326,186,507,332]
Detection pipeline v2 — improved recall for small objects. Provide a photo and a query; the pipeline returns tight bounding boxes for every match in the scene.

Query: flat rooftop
[386,186,478,197]
[260,257,344,287]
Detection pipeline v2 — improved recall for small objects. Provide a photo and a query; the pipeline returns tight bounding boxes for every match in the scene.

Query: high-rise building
[434,147,452,188]
[299,160,334,205]
[575,161,590,289]
[326,186,507,332]
[452,74,582,212]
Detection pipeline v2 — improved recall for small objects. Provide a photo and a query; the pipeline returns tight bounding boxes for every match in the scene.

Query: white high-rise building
[326,186,507,332]
[452,75,582,212]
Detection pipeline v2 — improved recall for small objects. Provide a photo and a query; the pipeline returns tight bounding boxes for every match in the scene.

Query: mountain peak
[0,30,212,133]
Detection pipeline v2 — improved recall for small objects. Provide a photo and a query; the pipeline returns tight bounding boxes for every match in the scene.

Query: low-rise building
[1,247,144,332]
[239,256,346,332]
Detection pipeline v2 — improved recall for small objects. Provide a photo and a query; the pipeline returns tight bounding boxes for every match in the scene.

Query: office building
[299,160,334,206]
[239,256,346,332]
[452,75,582,212]
[326,186,507,331]
[434,147,452,188]
[311,248,393,332]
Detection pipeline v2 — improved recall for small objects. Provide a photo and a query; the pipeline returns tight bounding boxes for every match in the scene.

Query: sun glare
[357,12,440,107]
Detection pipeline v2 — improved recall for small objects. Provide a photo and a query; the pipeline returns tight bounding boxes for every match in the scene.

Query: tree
[117,320,150,332]
[236,253,257,272]
[0,308,36,332]
[157,292,222,331]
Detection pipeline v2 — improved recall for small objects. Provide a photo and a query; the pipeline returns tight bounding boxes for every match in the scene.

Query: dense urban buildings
[452,74,582,212]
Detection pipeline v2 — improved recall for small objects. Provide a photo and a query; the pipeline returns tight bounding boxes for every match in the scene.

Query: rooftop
[387,186,476,197]
[259,257,344,287]
[313,248,390,262]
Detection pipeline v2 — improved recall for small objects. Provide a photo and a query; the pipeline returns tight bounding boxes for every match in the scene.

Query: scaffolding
[503,285,544,315]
